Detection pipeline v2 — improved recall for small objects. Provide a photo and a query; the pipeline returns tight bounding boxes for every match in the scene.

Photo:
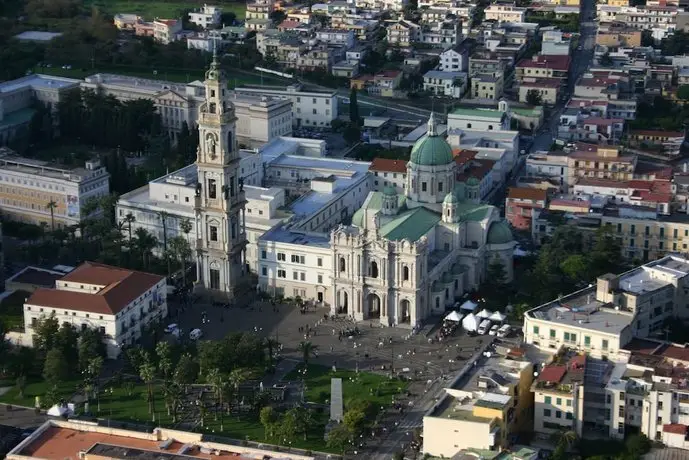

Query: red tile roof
[508,187,548,201]
[538,365,567,383]
[375,70,401,79]
[663,424,688,435]
[631,129,685,138]
[660,345,689,363]
[453,149,479,165]
[278,19,301,29]
[369,158,408,173]
[520,78,562,89]
[516,55,570,71]
[26,262,164,315]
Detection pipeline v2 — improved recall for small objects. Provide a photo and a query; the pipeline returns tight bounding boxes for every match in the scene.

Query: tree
[124,212,136,250]
[45,200,57,231]
[678,85,689,101]
[174,352,197,392]
[269,9,286,24]
[560,254,589,284]
[15,375,27,399]
[526,89,543,106]
[54,323,79,373]
[228,368,249,405]
[298,341,318,367]
[78,327,106,371]
[134,227,158,269]
[139,355,157,415]
[599,52,613,67]
[625,434,651,457]
[349,87,360,124]
[260,406,277,440]
[158,210,171,276]
[277,409,298,445]
[43,348,68,384]
[156,341,174,381]
[206,367,227,430]
[343,407,367,435]
[264,337,279,364]
[343,124,361,145]
[33,313,59,352]
[169,236,192,286]
[326,423,351,454]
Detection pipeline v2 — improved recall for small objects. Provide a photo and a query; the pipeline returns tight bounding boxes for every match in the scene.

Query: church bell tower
[194,51,247,297]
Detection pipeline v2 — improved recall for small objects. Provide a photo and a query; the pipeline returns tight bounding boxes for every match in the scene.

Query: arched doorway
[367,293,381,319]
[337,291,348,314]
[400,300,411,324]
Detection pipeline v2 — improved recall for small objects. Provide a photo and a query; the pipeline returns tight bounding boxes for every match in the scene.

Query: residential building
[515,55,571,84]
[386,19,420,46]
[629,130,685,150]
[7,420,314,460]
[296,47,336,72]
[455,151,496,201]
[525,151,569,190]
[315,28,355,48]
[367,71,403,97]
[258,115,516,326]
[187,26,249,51]
[369,158,408,194]
[235,84,338,127]
[332,61,359,78]
[423,345,535,457]
[566,146,635,187]
[541,30,572,56]
[81,75,292,146]
[113,13,141,30]
[523,255,689,360]
[0,149,109,227]
[21,262,167,358]
[471,73,505,100]
[484,4,528,22]
[440,43,471,72]
[356,0,409,11]
[419,21,462,47]
[188,4,222,29]
[0,74,81,146]
[447,106,510,131]
[423,70,468,98]
[469,55,507,77]
[519,79,561,105]
[134,21,154,38]
[153,19,182,44]
[246,0,274,19]
[506,187,548,230]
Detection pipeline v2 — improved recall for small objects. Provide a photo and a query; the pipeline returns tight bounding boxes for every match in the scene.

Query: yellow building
[566,146,636,188]
[0,148,110,228]
[605,0,628,6]
[423,346,534,458]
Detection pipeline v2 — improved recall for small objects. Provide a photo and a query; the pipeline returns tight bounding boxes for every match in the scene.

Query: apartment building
[369,158,408,194]
[153,19,182,44]
[235,84,338,127]
[0,149,110,228]
[423,70,467,98]
[440,43,471,72]
[525,152,569,190]
[506,187,548,230]
[187,26,249,51]
[567,146,636,188]
[484,4,528,22]
[188,4,222,29]
[419,21,462,47]
[315,28,355,48]
[523,255,689,361]
[246,0,274,19]
[386,19,421,46]
[423,344,535,457]
[518,79,561,105]
[515,55,571,84]
[7,420,314,460]
[81,74,292,146]
[22,262,167,358]
[0,74,81,145]
[113,13,141,30]
[471,73,505,100]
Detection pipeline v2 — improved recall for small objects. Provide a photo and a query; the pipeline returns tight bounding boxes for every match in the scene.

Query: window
[291,254,305,264]
[261,266,267,276]
[545,396,552,404]
[339,257,346,272]
[543,409,552,417]
[318,274,323,283]
[550,329,556,338]
[277,253,286,261]
[277,270,286,278]
[370,261,379,278]
[208,179,217,199]
[555,411,562,419]
[584,336,591,347]
[438,182,443,192]
[293,271,298,280]
[261,250,267,259]
[660,227,665,238]
[566,399,572,407]
[566,412,573,420]
[403,266,410,281]
[533,325,540,335]
[602,339,609,350]
[631,224,636,235]
[564,332,576,343]
[210,225,218,241]
[300,272,306,281]
[317,257,323,267]
[556,398,562,405]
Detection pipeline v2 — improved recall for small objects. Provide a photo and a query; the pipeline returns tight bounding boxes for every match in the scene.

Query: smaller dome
[466,177,480,187]
[487,221,514,245]
[383,186,397,197]
[351,208,364,227]
[443,192,458,204]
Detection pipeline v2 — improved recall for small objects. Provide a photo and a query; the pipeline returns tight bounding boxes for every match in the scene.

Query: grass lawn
[285,364,408,411]
[0,290,30,332]
[0,379,82,409]
[84,0,246,21]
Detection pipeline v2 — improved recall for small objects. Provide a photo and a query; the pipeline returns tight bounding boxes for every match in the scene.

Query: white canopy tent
[462,313,479,331]
[47,404,73,417]
[459,300,478,313]
[489,311,507,323]
[477,309,493,319]
[445,310,463,322]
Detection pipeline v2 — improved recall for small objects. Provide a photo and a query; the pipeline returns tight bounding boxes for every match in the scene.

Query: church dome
[487,221,514,245]
[383,186,397,196]
[352,208,364,227]
[466,177,480,186]
[409,113,454,166]
[443,192,459,204]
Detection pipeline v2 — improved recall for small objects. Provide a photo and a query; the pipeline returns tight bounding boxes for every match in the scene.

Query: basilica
[327,114,515,327]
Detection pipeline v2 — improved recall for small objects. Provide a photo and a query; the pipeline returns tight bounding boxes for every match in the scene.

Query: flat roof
[7,266,65,288]
[260,225,331,248]
[0,74,80,93]
[14,31,62,41]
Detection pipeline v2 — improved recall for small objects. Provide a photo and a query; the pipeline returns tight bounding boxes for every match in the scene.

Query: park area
[84,0,246,21]
[0,290,29,332]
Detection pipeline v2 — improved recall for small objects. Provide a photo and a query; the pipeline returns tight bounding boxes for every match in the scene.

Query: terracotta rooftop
[663,424,688,435]
[453,149,479,165]
[538,365,566,383]
[516,55,570,71]
[520,78,561,88]
[575,178,629,188]
[507,187,547,201]
[369,157,408,173]
[631,129,685,138]
[660,345,689,363]
[26,262,164,315]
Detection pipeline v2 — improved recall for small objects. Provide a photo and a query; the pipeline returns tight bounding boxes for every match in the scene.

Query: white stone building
[439,44,470,72]
[423,70,468,98]
[22,262,167,358]
[258,115,516,328]
[188,4,222,29]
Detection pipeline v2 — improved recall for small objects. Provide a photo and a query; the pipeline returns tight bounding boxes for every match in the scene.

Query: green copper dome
[466,177,480,187]
[352,208,364,227]
[409,113,454,166]
[487,221,514,245]
[383,186,397,196]
[443,192,459,204]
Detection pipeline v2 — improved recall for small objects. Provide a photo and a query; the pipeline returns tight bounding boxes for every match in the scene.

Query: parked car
[489,324,500,336]
[164,323,178,333]
[189,328,203,340]
[477,319,492,335]
[497,324,512,338]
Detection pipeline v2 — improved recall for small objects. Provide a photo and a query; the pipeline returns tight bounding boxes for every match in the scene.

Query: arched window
[403,266,409,281]
[370,261,379,278]
[339,257,346,272]
[227,131,233,151]
[435,297,440,308]
[467,123,472,128]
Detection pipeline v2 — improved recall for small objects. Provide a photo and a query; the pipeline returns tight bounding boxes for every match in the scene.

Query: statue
[206,133,217,158]
[195,182,202,197]
[239,177,244,192]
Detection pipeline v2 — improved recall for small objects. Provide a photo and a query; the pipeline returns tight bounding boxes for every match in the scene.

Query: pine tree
[349,87,359,125]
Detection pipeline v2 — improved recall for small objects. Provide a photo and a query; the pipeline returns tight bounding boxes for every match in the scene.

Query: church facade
[258,114,516,328]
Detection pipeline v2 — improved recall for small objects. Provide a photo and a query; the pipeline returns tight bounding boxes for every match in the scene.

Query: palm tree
[228,368,249,416]
[158,211,171,275]
[207,368,227,430]
[298,341,318,367]
[169,236,192,287]
[180,217,193,243]
[264,338,280,364]
[124,213,136,248]
[46,200,57,232]
[139,360,157,415]
[98,193,119,227]
[134,228,158,270]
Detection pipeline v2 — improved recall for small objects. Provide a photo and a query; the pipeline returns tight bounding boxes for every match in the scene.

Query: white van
[488,324,500,336]
[477,320,492,335]
[189,328,203,340]
[497,324,512,338]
